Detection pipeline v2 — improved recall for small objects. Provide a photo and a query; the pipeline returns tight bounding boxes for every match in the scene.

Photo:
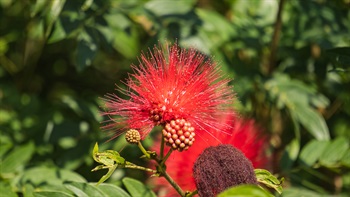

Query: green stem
[136,131,186,197]
[138,141,150,159]
[160,135,165,159]
[125,162,157,173]
[162,170,185,196]
[160,149,173,166]
[185,190,198,197]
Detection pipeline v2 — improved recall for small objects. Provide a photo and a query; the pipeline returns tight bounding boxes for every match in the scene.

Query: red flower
[102,43,234,140]
[150,115,270,197]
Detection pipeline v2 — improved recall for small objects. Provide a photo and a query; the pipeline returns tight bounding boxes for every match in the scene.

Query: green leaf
[265,74,330,140]
[21,166,86,187]
[98,183,131,197]
[81,0,93,11]
[281,187,322,197]
[112,28,139,59]
[144,0,196,16]
[255,169,283,194]
[122,177,156,197]
[0,181,18,197]
[33,191,74,197]
[102,12,139,59]
[44,0,66,38]
[217,185,274,197]
[30,0,47,17]
[93,165,117,186]
[93,142,99,161]
[92,143,126,185]
[195,9,236,49]
[0,134,13,158]
[319,137,349,167]
[76,31,97,71]
[341,150,350,167]
[64,182,105,197]
[291,103,330,140]
[0,141,35,175]
[299,140,330,166]
[280,138,300,171]
[48,18,66,43]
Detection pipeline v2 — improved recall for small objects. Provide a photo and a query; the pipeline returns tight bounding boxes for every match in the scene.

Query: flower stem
[185,190,198,197]
[137,133,185,197]
[160,135,165,159]
[160,149,173,166]
[161,169,185,196]
[138,141,150,159]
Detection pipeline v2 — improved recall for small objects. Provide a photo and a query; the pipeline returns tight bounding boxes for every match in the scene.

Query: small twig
[160,149,173,166]
[160,136,165,159]
[136,130,186,196]
[267,0,286,74]
[138,141,150,159]
[125,163,157,173]
[185,190,198,197]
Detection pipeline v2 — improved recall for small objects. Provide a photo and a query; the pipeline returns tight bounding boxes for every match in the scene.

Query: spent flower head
[102,43,235,143]
[193,144,257,197]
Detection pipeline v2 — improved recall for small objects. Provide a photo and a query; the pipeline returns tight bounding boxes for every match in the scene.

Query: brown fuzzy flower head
[193,144,257,197]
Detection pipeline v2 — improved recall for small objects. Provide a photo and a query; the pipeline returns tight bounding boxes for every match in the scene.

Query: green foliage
[255,169,283,194]
[122,177,157,197]
[1,0,349,196]
[218,185,274,197]
[299,137,350,168]
[30,178,153,197]
[92,142,124,185]
[0,142,35,176]
[33,182,134,197]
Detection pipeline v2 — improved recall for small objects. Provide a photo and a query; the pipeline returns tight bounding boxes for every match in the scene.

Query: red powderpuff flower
[101,43,235,141]
[150,115,269,197]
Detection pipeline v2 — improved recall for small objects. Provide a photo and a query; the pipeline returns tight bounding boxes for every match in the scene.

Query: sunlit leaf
[281,187,322,197]
[92,143,127,185]
[34,191,74,197]
[0,134,12,158]
[0,181,17,197]
[98,183,131,197]
[218,185,274,197]
[65,182,105,197]
[291,102,330,140]
[144,0,196,16]
[0,141,35,175]
[299,140,329,166]
[48,18,66,43]
[19,166,86,188]
[341,150,350,167]
[122,177,156,197]
[45,0,66,32]
[255,169,283,194]
[319,137,349,167]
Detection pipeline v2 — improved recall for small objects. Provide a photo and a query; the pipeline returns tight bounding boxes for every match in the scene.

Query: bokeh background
[1,0,349,196]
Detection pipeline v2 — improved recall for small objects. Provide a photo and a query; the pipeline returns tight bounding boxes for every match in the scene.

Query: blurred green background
[0,0,349,196]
